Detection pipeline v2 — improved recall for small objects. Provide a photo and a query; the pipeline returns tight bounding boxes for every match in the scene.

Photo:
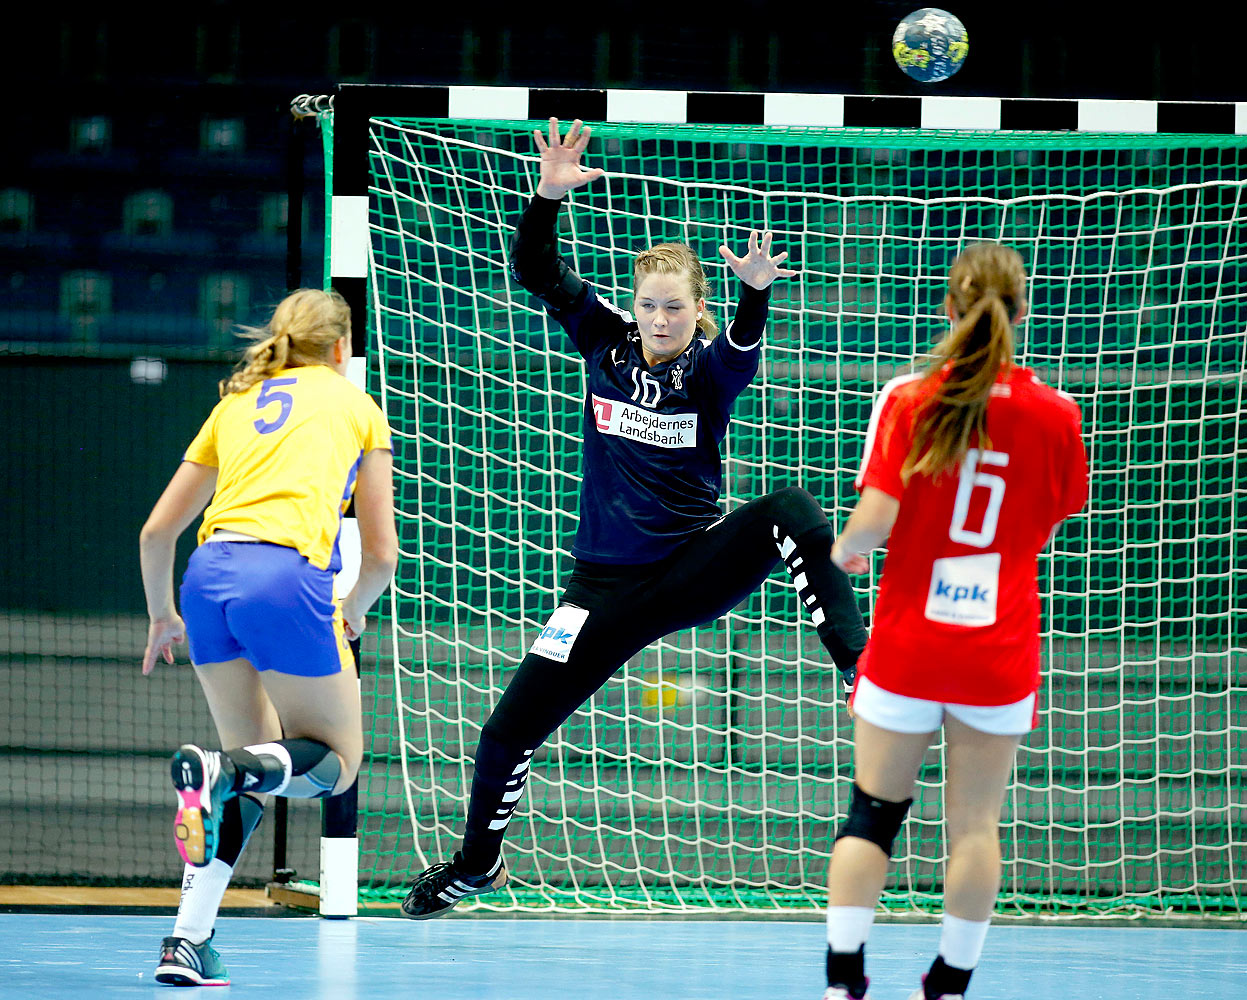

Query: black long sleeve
[508,194,587,312]
[723,282,771,349]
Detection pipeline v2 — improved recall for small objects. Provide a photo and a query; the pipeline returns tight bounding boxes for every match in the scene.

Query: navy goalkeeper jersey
[551,283,765,564]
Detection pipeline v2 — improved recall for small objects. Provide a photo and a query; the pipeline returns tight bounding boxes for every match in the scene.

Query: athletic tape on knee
[835,782,913,856]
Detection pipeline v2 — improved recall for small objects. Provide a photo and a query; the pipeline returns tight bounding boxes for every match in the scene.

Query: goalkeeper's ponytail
[220,289,351,397]
[903,243,1026,484]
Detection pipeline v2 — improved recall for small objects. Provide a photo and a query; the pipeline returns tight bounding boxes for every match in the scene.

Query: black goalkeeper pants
[457,486,867,872]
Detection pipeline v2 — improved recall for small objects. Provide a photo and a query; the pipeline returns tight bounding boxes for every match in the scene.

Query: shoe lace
[405,862,457,906]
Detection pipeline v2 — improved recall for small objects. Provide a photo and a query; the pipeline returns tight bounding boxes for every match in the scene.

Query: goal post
[306,85,1246,918]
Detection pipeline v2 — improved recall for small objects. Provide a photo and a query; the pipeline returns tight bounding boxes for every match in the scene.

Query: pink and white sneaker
[907,988,964,1000]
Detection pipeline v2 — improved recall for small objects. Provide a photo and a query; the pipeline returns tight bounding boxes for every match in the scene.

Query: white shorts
[852,675,1036,736]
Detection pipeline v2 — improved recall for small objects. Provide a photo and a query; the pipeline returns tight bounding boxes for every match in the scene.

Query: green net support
[340,116,1246,916]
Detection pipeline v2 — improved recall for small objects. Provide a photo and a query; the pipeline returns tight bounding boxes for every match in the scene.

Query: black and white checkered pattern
[328,84,1245,136]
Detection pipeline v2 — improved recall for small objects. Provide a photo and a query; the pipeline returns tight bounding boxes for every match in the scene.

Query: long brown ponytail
[902,243,1026,483]
[219,288,351,397]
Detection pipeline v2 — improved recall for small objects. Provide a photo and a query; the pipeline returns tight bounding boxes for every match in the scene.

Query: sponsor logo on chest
[591,394,698,449]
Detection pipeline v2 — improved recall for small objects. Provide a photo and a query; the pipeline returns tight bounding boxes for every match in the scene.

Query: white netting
[357,117,1246,915]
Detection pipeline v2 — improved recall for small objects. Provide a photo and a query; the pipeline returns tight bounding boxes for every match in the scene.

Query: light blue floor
[2,912,1244,999]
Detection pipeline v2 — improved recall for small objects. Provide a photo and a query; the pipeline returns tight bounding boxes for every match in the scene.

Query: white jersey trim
[856,372,924,490]
[724,318,763,351]
[595,293,635,325]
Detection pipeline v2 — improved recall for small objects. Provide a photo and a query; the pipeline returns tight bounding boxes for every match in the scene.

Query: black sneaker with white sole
[400,851,508,919]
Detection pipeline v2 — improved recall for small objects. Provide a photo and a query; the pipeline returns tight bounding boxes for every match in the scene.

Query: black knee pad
[767,486,831,539]
[835,782,913,856]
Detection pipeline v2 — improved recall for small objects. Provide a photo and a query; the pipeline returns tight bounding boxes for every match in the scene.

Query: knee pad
[290,752,342,799]
[768,486,831,540]
[835,782,913,856]
[216,792,264,868]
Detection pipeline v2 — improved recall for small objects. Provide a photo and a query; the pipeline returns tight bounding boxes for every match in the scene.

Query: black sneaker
[400,851,508,919]
[154,932,230,986]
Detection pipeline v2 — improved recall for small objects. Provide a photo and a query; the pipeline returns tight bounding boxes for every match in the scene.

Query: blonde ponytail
[220,288,351,397]
[903,243,1026,483]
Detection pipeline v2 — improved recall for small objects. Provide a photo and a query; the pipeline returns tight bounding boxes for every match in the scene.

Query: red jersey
[855,366,1088,705]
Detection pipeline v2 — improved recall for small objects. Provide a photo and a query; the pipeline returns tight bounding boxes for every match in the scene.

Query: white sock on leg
[172,859,233,944]
[826,905,876,952]
[938,913,991,970]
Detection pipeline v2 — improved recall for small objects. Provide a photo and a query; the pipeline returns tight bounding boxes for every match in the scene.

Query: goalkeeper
[402,118,867,918]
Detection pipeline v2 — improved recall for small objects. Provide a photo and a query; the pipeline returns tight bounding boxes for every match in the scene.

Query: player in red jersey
[819,243,1088,1000]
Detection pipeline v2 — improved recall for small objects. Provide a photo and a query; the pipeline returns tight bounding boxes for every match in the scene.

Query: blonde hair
[903,242,1027,483]
[219,288,351,397]
[633,243,718,338]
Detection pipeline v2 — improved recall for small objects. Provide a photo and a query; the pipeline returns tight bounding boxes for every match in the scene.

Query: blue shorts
[180,541,352,677]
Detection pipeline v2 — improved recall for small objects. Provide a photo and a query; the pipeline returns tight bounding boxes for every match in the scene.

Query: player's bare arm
[832,487,900,575]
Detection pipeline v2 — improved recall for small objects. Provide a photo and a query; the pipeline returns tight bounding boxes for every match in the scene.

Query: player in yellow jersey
[138,288,397,986]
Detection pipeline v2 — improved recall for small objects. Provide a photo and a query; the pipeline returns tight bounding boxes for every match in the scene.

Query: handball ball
[892,8,969,83]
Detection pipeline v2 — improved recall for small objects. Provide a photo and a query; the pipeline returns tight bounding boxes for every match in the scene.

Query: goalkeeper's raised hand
[719,230,797,290]
[534,118,605,200]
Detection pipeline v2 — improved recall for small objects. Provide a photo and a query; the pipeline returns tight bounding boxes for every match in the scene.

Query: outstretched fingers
[562,119,587,147]
[771,249,797,278]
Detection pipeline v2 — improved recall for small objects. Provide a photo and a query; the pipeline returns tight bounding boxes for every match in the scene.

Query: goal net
[340,113,1246,916]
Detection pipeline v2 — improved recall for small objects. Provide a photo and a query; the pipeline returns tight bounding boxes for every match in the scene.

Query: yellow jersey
[184,365,392,571]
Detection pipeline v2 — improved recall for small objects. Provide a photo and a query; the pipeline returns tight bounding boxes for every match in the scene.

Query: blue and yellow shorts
[180,539,352,676]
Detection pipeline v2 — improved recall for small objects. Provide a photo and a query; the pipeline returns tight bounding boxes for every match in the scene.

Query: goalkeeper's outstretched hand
[719,230,797,290]
[534,118,605,200]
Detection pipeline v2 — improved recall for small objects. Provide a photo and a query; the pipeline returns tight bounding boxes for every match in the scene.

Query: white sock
[826,905,876,953]
[939,913,991,970]
[172,859,233,944]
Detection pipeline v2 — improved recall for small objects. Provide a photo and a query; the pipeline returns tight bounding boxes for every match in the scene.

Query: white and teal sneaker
[170,745,235,867]
[155,932,230,986]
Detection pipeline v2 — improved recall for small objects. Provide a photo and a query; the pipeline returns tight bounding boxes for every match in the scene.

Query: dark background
[0,4,1241,890]
[12,4,1242,101]
[1,3,1239,617]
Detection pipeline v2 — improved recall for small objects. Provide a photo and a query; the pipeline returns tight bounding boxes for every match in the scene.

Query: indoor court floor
[2,912,1244,998]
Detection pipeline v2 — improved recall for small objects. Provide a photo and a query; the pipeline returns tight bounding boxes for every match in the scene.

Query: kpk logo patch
[925,553,1001,627]
[590,394,697,449]
[530,605,590,663]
